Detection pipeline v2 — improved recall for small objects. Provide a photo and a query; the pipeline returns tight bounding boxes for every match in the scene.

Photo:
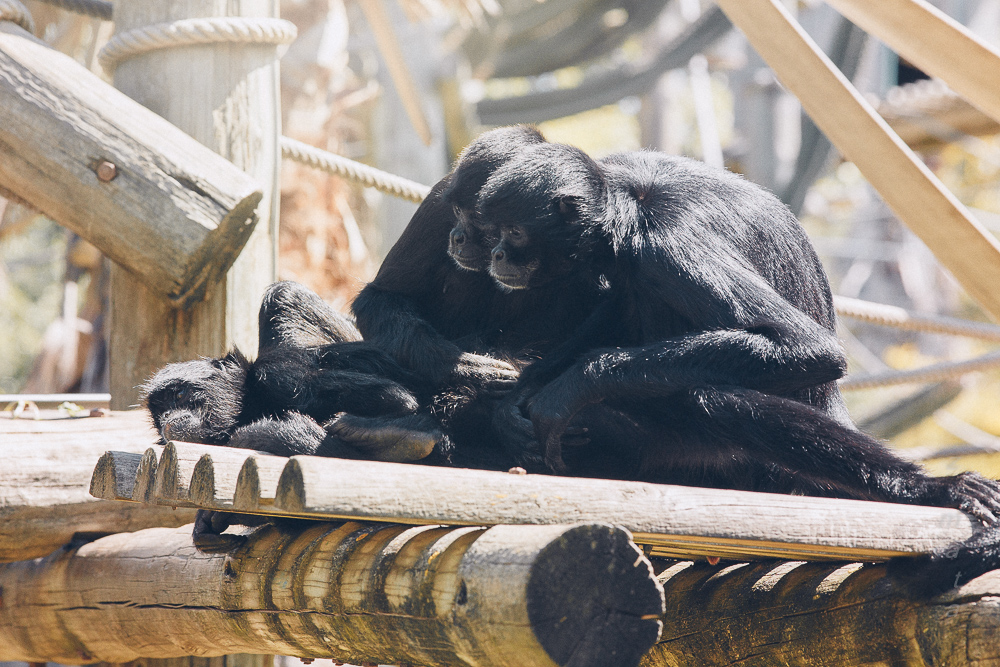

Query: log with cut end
[93,442,985,562]
[1,411,196,562]
[0,521,664,667]
[0,22,262,308]
[273,455,981,561]
[91,441,288,511]
[643,558,1000,666]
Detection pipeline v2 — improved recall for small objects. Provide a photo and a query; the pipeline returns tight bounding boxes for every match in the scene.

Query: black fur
[351,127,609,463]
[476,144,1000,595]
[143,282,450,552]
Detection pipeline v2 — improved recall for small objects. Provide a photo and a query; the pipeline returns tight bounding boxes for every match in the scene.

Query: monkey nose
[492,248,505,262]
[450,229,466,246]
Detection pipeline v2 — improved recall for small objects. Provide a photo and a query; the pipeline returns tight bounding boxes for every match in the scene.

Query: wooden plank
[826,0,1000,125]
[107,0,281,410]
[0,411,195,561]
[0,522,663,667]
[0,22,262,309]
[714,0,1000,322]
[642,560,1000,666]
[269,455,978,561]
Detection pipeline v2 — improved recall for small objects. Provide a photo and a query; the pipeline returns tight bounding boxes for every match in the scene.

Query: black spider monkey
[144,281,446,462]
[474,142,1000,594]
[144,281,449,551]
[352,125,608,465]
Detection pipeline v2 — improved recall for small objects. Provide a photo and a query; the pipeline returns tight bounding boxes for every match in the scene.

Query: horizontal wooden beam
[0,522,664,667]
[0,22,262,309]
[92,441,982,562]
[645,559,1000,666]
[715,0,1000,322]
[1,411,195,562]
[825,0,1000,126]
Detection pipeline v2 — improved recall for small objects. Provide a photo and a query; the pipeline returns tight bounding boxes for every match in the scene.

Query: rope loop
[280,137,431,204]
[98,16,297,72]
[0,0,35,33]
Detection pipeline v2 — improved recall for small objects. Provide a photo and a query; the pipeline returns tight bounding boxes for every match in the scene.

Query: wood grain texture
[98,443,982,562]
[715,0,1000,322]
[826,0,1000,126]
[108,0,281,409]
[272,455,982,561]
[0,522,663,667]
[0,22,262,308]
[0,411,195,561]
[642,559,1000,666]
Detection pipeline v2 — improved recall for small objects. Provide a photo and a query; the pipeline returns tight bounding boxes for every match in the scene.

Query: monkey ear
[556,196,582,222]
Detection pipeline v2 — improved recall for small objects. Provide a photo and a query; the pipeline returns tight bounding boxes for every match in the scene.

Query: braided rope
[840,350,1000,390]
[835,295,1000,342]
[281,136,431,204]
[98,16,297,72]
[34,0,111,21]
[0,0,35,33]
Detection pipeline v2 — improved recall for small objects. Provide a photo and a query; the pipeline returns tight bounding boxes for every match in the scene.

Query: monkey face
[142,351,250,444]
[447,208,495,272]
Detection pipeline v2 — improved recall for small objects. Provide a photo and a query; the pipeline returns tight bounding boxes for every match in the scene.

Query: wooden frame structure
[5,0,1000,665]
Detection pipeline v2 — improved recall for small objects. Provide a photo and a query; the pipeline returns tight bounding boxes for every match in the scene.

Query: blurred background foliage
[3,0,1000,473]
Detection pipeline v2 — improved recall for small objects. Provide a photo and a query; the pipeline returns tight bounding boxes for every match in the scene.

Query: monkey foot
[327,413,442,463]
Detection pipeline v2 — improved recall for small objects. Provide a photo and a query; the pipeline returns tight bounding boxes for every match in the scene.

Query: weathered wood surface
[93,441,982,561]
[0,411,196,562]
[91,441,288,512]
[0,522,664,667]
[715,0,1000,322]
[826,0,1000,126]
[643,559,1000,666]
[0,22,262,309]
[108,0,281,410]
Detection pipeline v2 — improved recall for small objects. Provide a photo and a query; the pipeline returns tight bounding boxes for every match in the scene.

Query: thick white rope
[835,295,1000,342]
[0,0,35,33]
[98,16,297,72]
[281,136,432,204]
[33,0,111,21]
[840,350,1000,390]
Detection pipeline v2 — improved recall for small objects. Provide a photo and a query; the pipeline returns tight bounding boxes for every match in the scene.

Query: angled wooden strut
[714,0,1000,322]
[825,0,1000,126]
[0,21,262,309]
[92,441,982,562]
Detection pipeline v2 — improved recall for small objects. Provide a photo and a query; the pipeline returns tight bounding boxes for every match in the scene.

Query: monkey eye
[175,388,189,401]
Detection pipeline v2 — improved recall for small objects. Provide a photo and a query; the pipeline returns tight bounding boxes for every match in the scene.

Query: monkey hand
[526,377,590,474]
[493,396,544,467]
[449,352,520,393]
[912,472,1000,526]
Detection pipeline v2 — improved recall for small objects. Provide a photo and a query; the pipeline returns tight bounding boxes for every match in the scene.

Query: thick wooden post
[107,1,282,409]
